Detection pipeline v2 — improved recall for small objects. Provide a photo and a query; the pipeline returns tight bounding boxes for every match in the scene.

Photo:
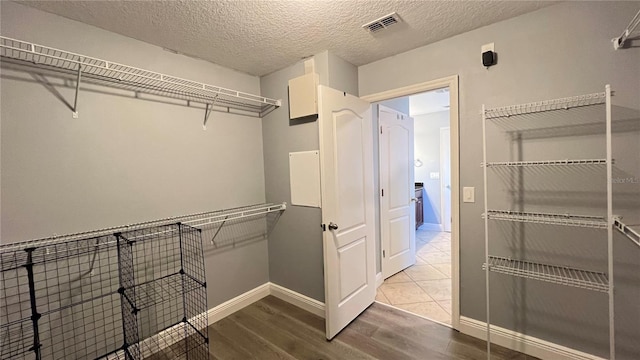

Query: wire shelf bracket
[0,36,281,121]
[613,9,640,50]
[614,216,640,248]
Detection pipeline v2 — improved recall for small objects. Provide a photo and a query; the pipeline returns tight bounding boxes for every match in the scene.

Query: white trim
[376,272,383,288]
[270,282,325,318]
[361,77,457,104]
[418,223,444,232]
[207,282,271,324]
[361,75,461,330]
[458,316,605,360]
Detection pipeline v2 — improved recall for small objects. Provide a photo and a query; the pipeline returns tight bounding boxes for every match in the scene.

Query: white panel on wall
[289,151,321,207]
[288,73,319,119]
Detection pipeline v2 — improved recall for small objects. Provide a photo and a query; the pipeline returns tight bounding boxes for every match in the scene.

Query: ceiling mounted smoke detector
[362,12,402,33]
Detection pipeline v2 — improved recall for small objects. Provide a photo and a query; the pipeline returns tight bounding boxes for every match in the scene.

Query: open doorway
[365,78,458,328]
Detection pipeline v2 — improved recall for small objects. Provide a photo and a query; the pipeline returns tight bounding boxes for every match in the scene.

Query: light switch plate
[463,187,475,203]
[430,172,440,180]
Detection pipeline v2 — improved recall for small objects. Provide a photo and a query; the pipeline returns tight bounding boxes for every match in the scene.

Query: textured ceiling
[20,1,556,76]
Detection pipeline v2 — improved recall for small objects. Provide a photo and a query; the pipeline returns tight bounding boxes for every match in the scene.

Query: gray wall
[261,52,358,302]
[414,110,450,225]
[359,1,640,358]
[1,2,269,308]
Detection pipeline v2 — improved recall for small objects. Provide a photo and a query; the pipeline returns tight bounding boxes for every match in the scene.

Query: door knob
[328,222,339,230]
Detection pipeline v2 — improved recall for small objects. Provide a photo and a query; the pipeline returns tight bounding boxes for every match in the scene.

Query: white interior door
[440,127,452,232]
[379,105,416,279]
[318,85,376,340]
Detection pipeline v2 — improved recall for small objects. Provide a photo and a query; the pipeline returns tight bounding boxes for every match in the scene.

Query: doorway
[362,76,460,329]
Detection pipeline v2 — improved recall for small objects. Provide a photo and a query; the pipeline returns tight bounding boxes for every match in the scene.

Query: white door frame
[361,75,460,330]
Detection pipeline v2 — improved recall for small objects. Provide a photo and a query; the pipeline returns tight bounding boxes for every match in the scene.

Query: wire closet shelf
[483,158,608,168]
[483,91,606,119]
[0,36,281,118]
[483,256,609,293]
[484,210,608,229]
[1,202,287,253]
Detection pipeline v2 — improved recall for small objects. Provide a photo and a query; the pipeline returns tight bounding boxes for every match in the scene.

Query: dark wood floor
[208,296,537,360]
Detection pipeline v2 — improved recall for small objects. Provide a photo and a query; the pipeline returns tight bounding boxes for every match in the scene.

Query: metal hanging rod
[613,9,640,50]
[484,91,606,119]
[483,256,609,293]
[0,36,281,120]
[483,158,608,168]
[614,216,640,248]
[0,203,286,252]
[484,210,608,229]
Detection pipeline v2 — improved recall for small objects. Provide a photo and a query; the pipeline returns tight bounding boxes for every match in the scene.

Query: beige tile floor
[376,228,452,325]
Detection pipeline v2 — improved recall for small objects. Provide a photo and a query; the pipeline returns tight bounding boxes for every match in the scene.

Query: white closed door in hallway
[441,127,452,233]
[379,105,416,279]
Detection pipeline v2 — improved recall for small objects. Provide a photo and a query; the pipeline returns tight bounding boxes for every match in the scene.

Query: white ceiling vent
[362,12,401,33]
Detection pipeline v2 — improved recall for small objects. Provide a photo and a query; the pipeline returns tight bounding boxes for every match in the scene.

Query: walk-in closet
[1,1,638,359]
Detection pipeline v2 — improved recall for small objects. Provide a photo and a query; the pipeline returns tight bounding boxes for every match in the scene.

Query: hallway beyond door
[376,228,452,325]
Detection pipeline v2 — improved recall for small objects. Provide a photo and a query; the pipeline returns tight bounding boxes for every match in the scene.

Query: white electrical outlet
[430,172,440,180]
[463,187,475,203]
[482,42,495,53]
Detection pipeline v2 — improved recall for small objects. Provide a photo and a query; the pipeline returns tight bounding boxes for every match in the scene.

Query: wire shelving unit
[0,36,281,123]
[482,85,616,359]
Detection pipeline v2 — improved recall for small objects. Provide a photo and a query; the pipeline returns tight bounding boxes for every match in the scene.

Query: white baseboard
[269,282,325,318]
[376,272,383,288]
[207,282,271,324]
[458,316,605,360]
[419,223,444,231]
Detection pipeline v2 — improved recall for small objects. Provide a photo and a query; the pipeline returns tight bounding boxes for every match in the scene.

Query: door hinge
[380,126,383,134]
[383,250,386,258]
[381,189,384,197]
[321,224,326,231]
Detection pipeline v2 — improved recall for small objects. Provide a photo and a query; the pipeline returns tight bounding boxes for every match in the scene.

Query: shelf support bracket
[203,104,212,130]
[72,63,82,119]
[613,216,640,248]
[203,96,218,130]
[209,216,228,246]
[613,9,640,50]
